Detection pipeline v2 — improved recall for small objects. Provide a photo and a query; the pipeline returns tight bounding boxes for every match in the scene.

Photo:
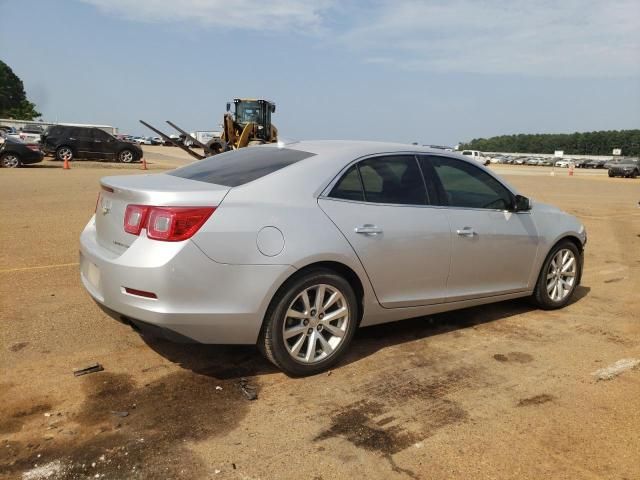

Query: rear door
[319,155,451,308]
[90,128,115,159]
[420,155,540,300]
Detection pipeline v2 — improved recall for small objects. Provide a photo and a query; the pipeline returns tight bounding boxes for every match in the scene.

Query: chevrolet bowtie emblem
[101,198,112,215]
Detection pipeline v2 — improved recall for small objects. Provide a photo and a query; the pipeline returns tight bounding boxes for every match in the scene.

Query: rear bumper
[23,151,44,164]
[79,217,295,344]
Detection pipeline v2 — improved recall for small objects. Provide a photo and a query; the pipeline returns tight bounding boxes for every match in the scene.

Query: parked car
[80,141,587,376]
[539,158,554,166]
[608,159,639,178]
[41,126,143,163]
[573,159,588,168]
[18,127,44,144]
[514,157,526,165]
[460,150,491,166]
[555,159,570,168]
[0,135,44,168]
[525,157,540,165]
[583,159,607,169]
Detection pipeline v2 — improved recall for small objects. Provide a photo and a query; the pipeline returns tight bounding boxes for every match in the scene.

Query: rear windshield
[168,147,316,187]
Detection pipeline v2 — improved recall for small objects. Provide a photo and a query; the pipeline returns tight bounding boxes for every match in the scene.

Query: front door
[420,155,540,301]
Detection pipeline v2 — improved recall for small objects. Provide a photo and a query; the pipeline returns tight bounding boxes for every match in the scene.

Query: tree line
[459,130,640,156]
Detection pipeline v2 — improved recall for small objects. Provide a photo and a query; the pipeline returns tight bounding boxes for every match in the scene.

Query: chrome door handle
[456,227,476,237]
[355,225,382,235]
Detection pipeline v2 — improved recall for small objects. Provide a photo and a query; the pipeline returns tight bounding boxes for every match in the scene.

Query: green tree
[460,130,640,156]
[0,60,41,120]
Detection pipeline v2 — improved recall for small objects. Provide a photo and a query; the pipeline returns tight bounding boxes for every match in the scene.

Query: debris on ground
[22,460,65,480]
[238,377,257,401]
[111,411,129,418]
[73,363,104,377]
[592,358,640,381]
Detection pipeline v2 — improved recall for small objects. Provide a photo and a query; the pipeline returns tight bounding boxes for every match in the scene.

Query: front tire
[608,170,614,177]
[259,269,358,376]
[532,240,581,310]
[0,153,21,168]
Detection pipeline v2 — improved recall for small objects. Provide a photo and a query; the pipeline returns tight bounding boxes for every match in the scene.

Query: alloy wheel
[58,147,73,161]
[546,249,577,302]
[119,150,134,163]
[1,154,20,168]
[282,284,349,364]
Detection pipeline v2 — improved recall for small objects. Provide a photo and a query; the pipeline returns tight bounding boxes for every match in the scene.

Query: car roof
[275,140,463,160]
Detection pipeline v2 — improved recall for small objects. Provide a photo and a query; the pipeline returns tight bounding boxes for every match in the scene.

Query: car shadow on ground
[138,286,590,380]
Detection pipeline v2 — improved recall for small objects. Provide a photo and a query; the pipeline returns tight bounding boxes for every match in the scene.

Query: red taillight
[124,205,150,235]
[147,207,215,241]
[123,205,215,241]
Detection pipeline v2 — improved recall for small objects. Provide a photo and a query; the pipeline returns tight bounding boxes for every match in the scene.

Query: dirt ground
[1,152,639,480]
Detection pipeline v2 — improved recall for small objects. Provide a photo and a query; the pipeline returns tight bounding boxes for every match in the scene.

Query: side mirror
[226,102,231,112]
[514,194,531,212]
[271,104,276,113]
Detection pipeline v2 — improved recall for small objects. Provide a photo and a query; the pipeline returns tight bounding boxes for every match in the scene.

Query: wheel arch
[543,234,585,284]
[56,144,76,158]
[260,260,366,337]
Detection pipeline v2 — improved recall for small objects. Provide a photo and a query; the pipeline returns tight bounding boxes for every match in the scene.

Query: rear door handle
[456,227,476,237]
[355,225,383,235]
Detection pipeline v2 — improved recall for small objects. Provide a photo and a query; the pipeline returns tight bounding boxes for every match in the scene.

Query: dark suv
[41,126,143,163]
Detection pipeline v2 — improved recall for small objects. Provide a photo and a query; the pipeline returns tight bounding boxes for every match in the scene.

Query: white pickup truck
[460,150,491,166]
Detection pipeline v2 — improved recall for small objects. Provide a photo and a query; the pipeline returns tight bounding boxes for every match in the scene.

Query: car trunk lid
[96,173,230,254]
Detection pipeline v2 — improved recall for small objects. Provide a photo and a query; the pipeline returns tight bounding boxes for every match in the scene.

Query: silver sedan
[80,141,586,376]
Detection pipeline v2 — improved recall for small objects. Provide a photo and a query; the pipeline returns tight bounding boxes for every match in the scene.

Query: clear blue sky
[1,0,639,145]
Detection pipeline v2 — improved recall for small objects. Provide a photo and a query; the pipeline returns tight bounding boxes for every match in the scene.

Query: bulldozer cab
[228,99,276,142]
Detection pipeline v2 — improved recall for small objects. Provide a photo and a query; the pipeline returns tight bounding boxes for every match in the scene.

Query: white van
[461,150,490,166]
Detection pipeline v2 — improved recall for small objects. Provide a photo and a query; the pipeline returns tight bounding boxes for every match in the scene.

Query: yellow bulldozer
[140,98,278,160]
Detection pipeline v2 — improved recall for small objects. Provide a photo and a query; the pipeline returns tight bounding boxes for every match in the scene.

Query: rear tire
[56,146,74,162]
[259,269,358,376]
[0,153,21,168]
[532,240,582,310]
[608,170,614,177]
[632,170,638,179]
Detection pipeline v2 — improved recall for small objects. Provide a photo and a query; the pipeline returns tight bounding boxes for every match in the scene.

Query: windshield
[235,101,263,125]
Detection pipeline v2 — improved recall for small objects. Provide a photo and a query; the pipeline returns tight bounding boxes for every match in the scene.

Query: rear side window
[359,156,427,205]
[91,129,112,141]
[168,147,316,187]
[329,155,428,205]
[331,166,364,201]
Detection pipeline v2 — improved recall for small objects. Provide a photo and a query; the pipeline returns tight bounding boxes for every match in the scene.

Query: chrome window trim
[320,151,526,213]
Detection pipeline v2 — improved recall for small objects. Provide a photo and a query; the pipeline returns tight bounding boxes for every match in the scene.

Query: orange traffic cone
[568,164,574,176]
[141,157,147,170]
[63,157,70,170]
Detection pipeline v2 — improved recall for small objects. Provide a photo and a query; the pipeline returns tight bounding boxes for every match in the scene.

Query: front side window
[426,156,513,210]
[329,155,428,205]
